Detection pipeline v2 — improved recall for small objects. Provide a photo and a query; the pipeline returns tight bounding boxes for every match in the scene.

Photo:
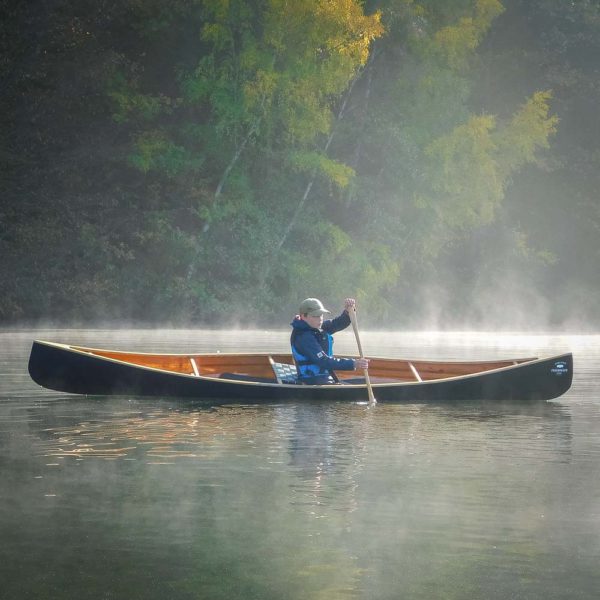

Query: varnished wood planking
[70,346,536,382]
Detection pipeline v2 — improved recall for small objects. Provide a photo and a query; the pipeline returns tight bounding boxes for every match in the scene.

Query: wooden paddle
[348,306,376,405]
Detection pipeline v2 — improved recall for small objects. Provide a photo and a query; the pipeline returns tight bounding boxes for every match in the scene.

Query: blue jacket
[290,312,355,384]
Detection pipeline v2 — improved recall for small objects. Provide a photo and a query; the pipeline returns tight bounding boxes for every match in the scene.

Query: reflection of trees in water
[36,403,278,461]
[438,401,574,462]
[284,400,573,507]
[34,397,572,464]
[281,400,576,600]
[35,402,370,599]
[25,397,579,600]
[352,401,577,600]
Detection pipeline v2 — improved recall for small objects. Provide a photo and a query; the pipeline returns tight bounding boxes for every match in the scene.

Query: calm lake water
[1,328,599,600]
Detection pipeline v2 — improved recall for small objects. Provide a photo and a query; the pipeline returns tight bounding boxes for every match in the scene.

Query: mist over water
[1,328,599,600]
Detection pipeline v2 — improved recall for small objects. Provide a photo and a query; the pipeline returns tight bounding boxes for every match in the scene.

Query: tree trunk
[259,61,373,287]
[186,118,261,283]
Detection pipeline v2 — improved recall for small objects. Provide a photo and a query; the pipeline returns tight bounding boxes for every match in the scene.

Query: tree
[109,0,384,319]
[1,0,591,328]
[320,0,558,322]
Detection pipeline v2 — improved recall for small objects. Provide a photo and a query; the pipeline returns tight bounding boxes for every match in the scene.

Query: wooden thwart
[408,361,422,382]
[190,357,200,377]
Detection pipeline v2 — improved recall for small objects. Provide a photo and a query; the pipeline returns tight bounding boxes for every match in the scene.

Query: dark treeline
[2,0,599,328]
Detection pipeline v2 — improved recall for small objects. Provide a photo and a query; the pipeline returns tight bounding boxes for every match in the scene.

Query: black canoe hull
[28,341,573,403]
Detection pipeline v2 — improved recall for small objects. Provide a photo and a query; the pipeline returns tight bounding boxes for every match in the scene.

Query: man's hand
[354,358,369,370]
[344,298,356,312]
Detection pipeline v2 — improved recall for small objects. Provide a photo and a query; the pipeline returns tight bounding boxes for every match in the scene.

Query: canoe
[28,340,573,402]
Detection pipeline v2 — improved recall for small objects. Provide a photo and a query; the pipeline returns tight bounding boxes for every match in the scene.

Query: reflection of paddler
[287,404,335,477]
[290,298,369,385]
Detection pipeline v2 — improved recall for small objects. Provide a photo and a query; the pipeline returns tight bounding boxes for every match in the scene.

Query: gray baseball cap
[298,298,331,316]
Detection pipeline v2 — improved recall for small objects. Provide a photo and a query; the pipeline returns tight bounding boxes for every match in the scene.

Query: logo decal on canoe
[551,361,569,376]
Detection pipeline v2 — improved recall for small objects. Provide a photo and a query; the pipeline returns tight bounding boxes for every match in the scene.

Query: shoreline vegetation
[4,321,596,337]
[3,1,600,329]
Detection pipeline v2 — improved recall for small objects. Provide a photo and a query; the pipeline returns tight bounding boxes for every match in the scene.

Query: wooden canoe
[27,340,573,402]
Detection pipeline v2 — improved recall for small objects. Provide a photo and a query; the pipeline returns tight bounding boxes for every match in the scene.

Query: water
[1,329,599,600]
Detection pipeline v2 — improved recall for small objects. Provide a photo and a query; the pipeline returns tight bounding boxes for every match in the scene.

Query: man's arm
[322,311,350,335]
[322,298,356,334]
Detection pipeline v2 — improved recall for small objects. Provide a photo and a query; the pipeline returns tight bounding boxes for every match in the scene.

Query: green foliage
[289,151,355,188]
[495,91,559,175]
[129,130,205,176]
[419,91,557,231]
[424,114,502,228]
[108,72,180,124]
[5,0,598,327]
[429,0,504,68]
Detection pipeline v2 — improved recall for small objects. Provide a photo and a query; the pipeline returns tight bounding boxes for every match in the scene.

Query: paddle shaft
[348,307,376,405]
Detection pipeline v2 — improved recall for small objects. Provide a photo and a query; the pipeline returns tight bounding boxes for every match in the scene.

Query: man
[290,297,369,384]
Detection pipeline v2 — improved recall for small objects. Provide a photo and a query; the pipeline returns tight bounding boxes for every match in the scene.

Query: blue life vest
[291,328,337,383]
[289,313,354,384]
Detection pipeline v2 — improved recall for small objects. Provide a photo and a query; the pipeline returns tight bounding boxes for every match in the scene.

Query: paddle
[348,306,376,405]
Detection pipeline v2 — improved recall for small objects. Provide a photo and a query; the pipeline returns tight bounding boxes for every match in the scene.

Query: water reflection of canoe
[28,340,573,402]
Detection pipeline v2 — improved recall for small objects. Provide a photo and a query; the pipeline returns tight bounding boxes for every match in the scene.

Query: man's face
[303,313,323,329]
